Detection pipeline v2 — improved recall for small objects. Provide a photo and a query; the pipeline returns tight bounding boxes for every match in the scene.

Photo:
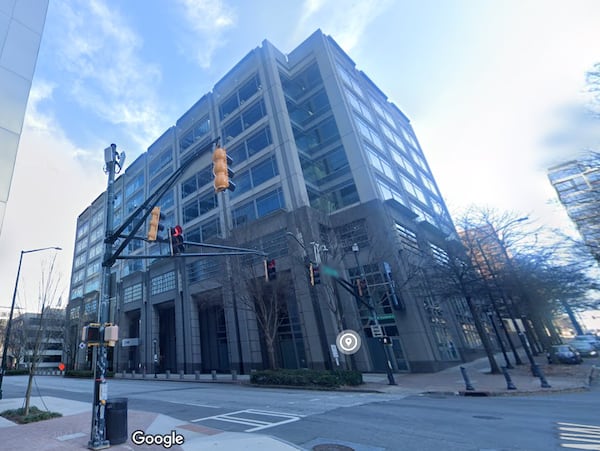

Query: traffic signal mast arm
[104,138,220,267]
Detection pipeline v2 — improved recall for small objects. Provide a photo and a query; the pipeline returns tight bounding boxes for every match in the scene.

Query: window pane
[251,156,278,187]
[183,201,199,223]
[220,94,239,120]
[223,118,243,141]
[233,201,256,226]
[256,189,284,217]
[181,175,197,198]
[198,192,217,215]
[247,126,271,156]
[230,170,251,198]
[242,100,265,128]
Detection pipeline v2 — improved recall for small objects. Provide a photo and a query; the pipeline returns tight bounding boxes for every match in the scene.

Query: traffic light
[355,278,367,297]
[170,225,185,255]
[309,263,321,286]
[265,259,276,281]
[212,147,236,192]
[147,206,165,241]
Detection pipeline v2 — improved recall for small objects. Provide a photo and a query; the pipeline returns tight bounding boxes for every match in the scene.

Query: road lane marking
[190,408,302,432]
[558,422,600,450]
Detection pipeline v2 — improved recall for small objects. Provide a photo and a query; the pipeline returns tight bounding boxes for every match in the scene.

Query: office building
[66,30,485,374]
[548,160,600,262]
[0,0,48,235]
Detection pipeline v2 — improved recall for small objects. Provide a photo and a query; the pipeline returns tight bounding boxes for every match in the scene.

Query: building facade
[548,160,600,262]
[65,30,486,374]
[8,308,64,370]
[0,0,48,234]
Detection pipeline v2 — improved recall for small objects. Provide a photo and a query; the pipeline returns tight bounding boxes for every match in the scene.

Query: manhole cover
[472,415,502,420]
[313,445,355,451]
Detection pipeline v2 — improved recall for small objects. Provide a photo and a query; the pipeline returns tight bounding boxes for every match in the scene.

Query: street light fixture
[0,246,62,399]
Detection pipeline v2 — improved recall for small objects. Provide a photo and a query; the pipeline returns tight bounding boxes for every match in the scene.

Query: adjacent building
[548,160,600,262]
[65,30,486,374]
[0,0,48,235]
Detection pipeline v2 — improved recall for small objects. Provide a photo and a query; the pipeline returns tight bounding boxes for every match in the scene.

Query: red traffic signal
[265,259,277,281]
[170,225,185,255]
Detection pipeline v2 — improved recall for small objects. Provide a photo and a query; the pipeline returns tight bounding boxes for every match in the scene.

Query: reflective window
[222,99,267,143]
[180,115,210,153]
[158,189,174,210]
[280,62,322,101]
[183,190,218,223]
[149,147,173,178]
[181,165,213,198]
[125,172,144,197]
[336,63,363,96]
[256,188,285,217]
[356,118,383,150]
[219,73,261,120]
[232,201,256,227]
[230,155,278,198]
[366,147,396,181]
[345,88,373,122]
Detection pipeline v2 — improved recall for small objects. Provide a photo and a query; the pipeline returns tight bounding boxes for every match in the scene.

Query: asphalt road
[2,375,599,450]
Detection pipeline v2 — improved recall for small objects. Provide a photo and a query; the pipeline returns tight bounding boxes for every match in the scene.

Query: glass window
[242,100,265,128]
[230,170,251,198]
[256,189,285,217]
[181,175,197,198]
[202,217,220,240]
[223,118,243,141]
[159,190,174,210]
[247,127,271,156]
[183,200,199,223]
[220,94,239,120]
[151,271,176,295]
[232,201,256,227]
[149,147,173,178]
[251,156,278,186]
[239,74,260,103]
[180,116,211,152]
[198,191,217,215]
[125,172,144,197]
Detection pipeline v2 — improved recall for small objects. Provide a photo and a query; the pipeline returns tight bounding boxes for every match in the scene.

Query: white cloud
[175,0,237,68]
[295,0,392,51]
[52,0,166,148]
[0,97,106,313]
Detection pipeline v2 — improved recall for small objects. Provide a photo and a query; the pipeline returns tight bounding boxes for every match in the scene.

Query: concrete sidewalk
[0,354,597,450]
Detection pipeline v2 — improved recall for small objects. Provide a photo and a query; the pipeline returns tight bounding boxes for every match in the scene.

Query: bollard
[142,369,146,379]
[231,370,237,381]
[537,367,551,388]
[460,366,475,391]
[179,370,184,380]
[501,366,517,390]
[166,370,170,379]
[132,370,136,378]
[211,370,217,381]
[195,371,200,381]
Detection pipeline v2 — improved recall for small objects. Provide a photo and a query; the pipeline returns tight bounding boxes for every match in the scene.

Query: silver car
[572,335,600,351]
[569,339,599,357]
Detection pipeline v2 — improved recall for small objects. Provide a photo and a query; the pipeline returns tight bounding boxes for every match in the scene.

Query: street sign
[121,338,139,347]
[321,265,339,277]
[371,325,383,337]
[376,314,396,321]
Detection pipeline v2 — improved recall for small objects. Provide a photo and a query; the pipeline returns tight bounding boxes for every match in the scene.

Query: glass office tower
[66,30,483,374]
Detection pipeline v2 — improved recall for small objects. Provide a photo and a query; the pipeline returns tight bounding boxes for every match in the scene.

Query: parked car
[569,340,599,357]
[547,344,583,364]
[572,335,600,351]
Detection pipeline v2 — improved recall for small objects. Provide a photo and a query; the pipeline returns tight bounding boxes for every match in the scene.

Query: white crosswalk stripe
[558,422,600,450]
[191,409,303,432]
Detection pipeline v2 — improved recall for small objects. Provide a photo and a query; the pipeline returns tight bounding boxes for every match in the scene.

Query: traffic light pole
[352,244,396,385]
[89,144,120,450]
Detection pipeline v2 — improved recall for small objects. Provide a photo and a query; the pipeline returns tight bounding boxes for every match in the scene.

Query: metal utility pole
[351,243,396,385]
[0,246,61,399]
[89,144,122,450]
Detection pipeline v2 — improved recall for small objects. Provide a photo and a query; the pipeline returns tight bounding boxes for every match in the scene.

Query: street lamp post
[351,243,396,385]
[0,246,62,399]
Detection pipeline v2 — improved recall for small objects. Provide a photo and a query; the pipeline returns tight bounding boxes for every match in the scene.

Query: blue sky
[2,0,600,314]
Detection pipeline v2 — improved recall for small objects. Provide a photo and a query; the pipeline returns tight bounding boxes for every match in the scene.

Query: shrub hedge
[4,369,29,376]
[250,369,363,388]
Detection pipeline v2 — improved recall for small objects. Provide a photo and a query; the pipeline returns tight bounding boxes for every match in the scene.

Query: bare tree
[22,256,63,416]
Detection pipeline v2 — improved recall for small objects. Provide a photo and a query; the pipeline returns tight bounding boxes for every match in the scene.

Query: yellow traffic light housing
[147,206,165,241]
[212,147,236,192]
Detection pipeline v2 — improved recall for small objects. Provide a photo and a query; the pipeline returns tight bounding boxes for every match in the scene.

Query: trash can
[105,398,128,445]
